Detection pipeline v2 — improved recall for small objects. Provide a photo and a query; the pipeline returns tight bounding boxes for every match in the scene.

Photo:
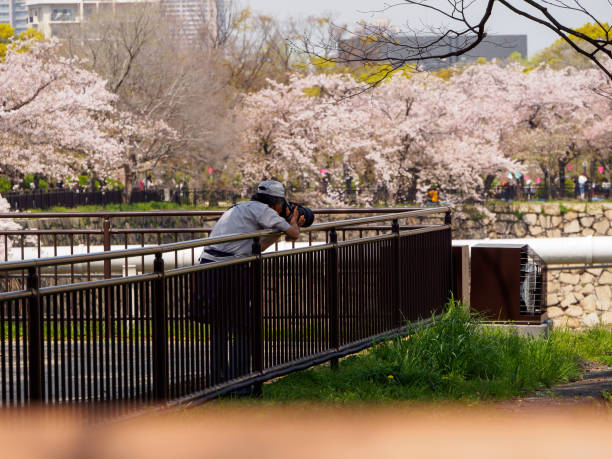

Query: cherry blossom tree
[238,57,611,206]
[1,39,122,179]
[238,71,520,205]
[447,60,608,197]
[0,38,174,190]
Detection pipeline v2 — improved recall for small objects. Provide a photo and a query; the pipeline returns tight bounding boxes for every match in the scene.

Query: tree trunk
[483,174,495,199]
[544,169,551,201]
[404,168,420,204]
[123,164,136,203]
[558,158,566,199]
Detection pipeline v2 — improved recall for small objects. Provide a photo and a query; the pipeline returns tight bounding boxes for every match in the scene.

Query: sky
[242,0,611,57]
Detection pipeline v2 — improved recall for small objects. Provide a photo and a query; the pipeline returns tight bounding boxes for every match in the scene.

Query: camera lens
[297,206,315,227]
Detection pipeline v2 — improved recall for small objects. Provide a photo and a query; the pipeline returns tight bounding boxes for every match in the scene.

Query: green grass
[560,326,612,366]
[262,302,611,402]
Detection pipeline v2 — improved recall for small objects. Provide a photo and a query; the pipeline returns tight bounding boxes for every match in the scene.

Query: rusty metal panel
[470,244,545,322]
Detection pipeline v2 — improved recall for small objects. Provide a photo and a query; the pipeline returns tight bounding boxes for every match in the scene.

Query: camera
[283,201,315,227]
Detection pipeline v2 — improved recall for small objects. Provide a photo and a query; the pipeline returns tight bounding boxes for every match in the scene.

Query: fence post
[152,253,168,402]
[328,228,339,370]
[103,217,111,279]
[27,267,43,403]
[391,219,402,327]
[251,237,264,397]
[103,217,113,336]
[445,210,454,305]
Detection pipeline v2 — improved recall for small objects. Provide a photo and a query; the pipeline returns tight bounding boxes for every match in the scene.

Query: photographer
[195,180,306,390]
[199,180,305,263]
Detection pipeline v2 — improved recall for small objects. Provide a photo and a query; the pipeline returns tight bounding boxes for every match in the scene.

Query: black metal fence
[491,184,611,202]
[129,189,166,204]
[0,208,452,409]
[5,190,124,211]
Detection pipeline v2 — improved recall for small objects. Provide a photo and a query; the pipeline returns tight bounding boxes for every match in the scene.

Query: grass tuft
[263,302,609,402]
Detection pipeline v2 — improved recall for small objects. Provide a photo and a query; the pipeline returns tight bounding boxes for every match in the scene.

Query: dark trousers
[199,259,252,386]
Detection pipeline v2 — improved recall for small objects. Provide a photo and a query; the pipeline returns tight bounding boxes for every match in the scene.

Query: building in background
[25,0,154,37]
[0,0,29,36]
[339,24,528,70]
[163,0,218,39]
[25,0,219,38]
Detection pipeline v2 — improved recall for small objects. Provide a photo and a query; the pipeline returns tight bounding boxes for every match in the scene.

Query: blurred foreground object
[1,406,611,459]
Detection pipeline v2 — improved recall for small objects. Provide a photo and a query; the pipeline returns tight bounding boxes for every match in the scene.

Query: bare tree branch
[304,0,612,81]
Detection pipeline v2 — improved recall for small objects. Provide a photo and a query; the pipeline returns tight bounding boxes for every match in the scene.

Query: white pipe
[6,242,323,274]
[453,237,612,265]
[11,236,609,271]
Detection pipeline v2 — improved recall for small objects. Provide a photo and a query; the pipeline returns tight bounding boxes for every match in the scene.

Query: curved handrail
[0,207,450,271]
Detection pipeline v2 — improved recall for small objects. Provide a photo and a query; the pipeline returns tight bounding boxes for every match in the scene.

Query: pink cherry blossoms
[238,60,611,204]
[0,39,173,180]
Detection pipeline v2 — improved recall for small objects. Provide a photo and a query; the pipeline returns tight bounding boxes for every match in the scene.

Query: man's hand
[289,207,306,227]
[285,207,303,239]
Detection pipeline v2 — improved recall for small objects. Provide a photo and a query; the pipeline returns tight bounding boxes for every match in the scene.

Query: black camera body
[283,201,315,228]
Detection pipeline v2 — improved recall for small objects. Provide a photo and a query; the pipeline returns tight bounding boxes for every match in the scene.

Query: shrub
[0,175,11,193]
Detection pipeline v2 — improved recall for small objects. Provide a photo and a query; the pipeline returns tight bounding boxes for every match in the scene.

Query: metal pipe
[453,236,612,265]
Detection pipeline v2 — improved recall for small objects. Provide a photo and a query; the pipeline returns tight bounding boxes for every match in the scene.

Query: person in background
[572,176,579,200]
[426,186,439,205]
[578,174,587,200]
[602,179,611,200]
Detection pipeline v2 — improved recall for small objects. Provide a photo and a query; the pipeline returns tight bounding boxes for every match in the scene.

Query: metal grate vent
[520,246,547,316]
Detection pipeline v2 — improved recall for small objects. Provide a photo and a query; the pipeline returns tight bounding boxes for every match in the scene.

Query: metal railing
[0,207,452,409]
[0,208,444,290]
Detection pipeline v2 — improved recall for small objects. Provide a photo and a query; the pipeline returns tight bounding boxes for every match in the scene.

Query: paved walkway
[501,361,612,410]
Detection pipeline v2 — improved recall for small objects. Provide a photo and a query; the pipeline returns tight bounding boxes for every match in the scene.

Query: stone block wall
[444,202,612,329]
[546,269,612,328]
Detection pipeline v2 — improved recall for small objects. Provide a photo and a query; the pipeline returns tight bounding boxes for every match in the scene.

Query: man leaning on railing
[198,180,305,263]
[194,180,305,393]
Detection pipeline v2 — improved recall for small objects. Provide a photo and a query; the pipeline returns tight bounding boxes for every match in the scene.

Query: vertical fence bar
[391,219,402,327]
[152,253,168,402]
[103,218,111,279]
[328,229,339,370]
[251,237,264,396]
[27,267,43,403]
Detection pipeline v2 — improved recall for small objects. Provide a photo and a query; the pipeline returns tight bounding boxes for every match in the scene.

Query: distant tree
[0,24,43,59]
[62,5,235,190]
[0,38,170,183]
[211,5,344,92]
[238,58,612,205]
[0,24,13,59]
[531,22,612,70]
